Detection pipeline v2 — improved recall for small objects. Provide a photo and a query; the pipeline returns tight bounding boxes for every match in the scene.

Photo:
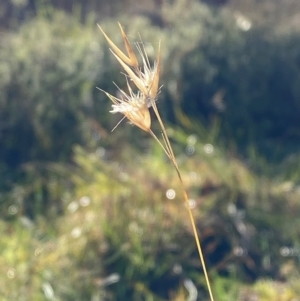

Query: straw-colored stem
[149,129,171,160]
[172,163,215,301]
[150,105,215,301]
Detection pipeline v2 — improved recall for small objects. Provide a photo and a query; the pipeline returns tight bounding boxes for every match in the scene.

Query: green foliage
[1,1,300,300]
[1,128,300,300]
[0,12,106,165]
[239,279,300,301]
[0,217,104,301]
[51,137,300,300]
[212,275,240,301]
[0,11,117,216]
[175,10,300,159]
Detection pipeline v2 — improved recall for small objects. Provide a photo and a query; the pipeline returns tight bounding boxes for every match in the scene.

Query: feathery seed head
[98,23,161,132]
[100,83,151,132]
[137,41,161,100]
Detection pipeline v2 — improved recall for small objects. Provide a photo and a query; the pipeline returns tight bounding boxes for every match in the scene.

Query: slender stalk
[174,166,215,301]
[148,129,171,160]
[151,128,215,301]
[150,101,214,301]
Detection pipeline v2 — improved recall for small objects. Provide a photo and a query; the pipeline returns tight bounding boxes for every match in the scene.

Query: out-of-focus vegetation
[1,0,300,300]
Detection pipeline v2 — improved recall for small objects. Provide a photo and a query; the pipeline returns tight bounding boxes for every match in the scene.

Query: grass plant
[98,22,215,301]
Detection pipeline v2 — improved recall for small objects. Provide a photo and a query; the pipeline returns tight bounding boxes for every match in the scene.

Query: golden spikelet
[97,23,138,68]
[99,81,151,132]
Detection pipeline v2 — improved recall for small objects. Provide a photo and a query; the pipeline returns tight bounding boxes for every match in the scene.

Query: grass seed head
[99,83,151,132]
[98,23,161,132]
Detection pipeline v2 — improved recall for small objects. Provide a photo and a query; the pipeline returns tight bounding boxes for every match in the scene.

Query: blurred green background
[1,0,300,300]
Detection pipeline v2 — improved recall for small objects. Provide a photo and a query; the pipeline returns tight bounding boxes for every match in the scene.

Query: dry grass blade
[97,24,138,68]
[118,22,139,69]
[150,41,161,100]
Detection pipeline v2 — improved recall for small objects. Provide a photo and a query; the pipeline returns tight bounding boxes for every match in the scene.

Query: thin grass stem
[150,103,215,301]
[148,129,171,160]
[153,134,215,301]
[174,168,215,301]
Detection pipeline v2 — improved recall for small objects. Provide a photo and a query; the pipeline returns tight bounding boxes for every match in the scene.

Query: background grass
[1,0,300,300]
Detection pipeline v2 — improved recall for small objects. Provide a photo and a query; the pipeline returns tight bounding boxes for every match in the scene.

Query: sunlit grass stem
[149,103,215,301]
[98,23,215,301]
